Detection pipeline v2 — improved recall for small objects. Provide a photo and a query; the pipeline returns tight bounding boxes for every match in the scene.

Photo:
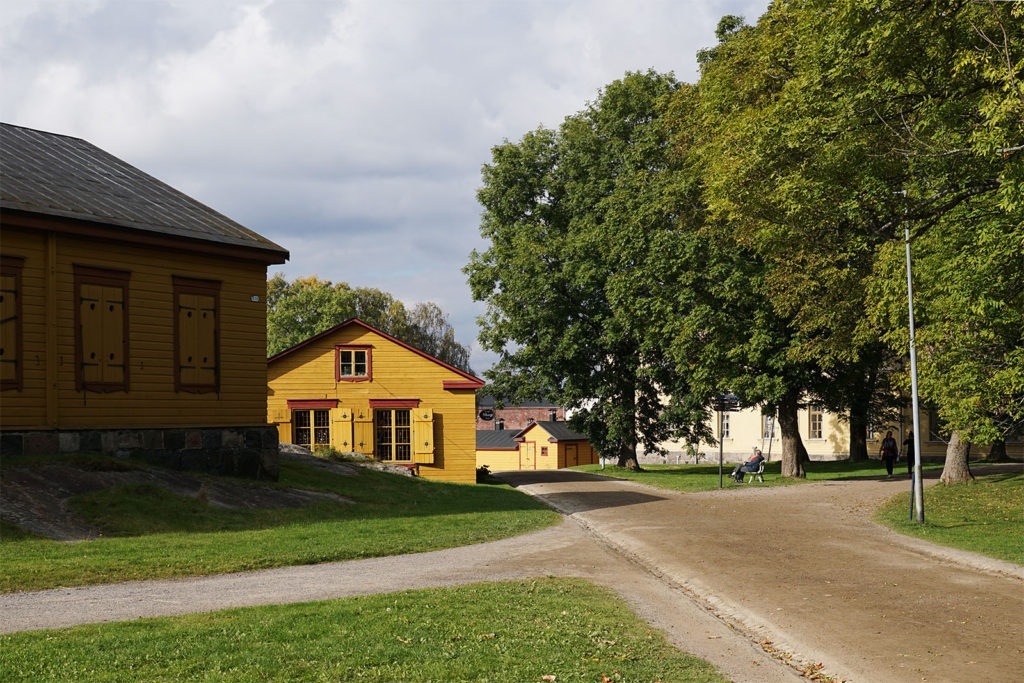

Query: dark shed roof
[476,430,520,450]
[0,123,288,260]
[514,421,588,442]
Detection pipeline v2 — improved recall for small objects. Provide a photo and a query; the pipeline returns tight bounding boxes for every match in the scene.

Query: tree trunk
[985,438,1007,462]
[939,430,974,484]
[776,391,809,478]
[615,376,642,471]
[848,395,869,461]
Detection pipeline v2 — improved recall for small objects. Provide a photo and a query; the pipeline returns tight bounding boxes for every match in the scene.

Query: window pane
[314,428,330,444]
[314,410,330,427]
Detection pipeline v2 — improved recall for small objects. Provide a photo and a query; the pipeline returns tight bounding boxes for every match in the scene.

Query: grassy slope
[873,471,1024,564]
[0,458,559,593]
[0,578,725,682]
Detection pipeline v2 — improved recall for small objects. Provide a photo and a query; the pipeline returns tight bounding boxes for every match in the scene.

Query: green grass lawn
[0,578,725,682]
[873,471,1024,564]
[572,459,944,493]
[0,457,560,594]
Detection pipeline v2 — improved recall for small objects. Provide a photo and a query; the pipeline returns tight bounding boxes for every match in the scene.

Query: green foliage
[874,471,1024,564]
[266,274,472,372]
[0,460,558,593]
[0,579,725,682]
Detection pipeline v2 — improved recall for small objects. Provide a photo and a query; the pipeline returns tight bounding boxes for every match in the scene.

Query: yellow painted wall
[654,403,1022,461]
[1,226,271,429]
[476,448,520,471]
[516,424,595,470]
[267,324,477,484]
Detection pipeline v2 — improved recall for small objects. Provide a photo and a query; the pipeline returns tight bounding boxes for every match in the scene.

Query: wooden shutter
[0,274,17,383]
[413,407,434,464]
[100,286,125,384]
[80,283,103,384]
[194,294,217,386]
[334,408,354,451]
[178,292,198,385]
[352,407,374,455]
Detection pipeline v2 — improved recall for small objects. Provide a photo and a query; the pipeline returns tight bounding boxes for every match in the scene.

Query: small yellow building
[1,123,288,478]
[267,318,484,483]
[512,421,596,470]
[475,429,521,471]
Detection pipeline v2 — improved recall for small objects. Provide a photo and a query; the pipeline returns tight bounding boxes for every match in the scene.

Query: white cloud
[2,0,771,372]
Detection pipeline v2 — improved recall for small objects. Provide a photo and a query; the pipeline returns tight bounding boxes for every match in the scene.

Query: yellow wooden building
[475,429,521,471]
[1,123,288,477]
[267,318,484,484]
[511,420,596,470]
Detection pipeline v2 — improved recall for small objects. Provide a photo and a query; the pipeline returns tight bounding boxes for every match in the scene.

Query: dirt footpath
[499,467,1024,683]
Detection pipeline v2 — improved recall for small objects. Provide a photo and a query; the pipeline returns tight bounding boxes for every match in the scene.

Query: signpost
[712,393,740,489]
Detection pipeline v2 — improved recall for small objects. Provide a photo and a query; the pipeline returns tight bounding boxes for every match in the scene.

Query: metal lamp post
[904,226,925,523]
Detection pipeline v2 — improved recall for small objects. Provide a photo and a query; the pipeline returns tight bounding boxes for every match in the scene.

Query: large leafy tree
[695,1,1023,481]
[466,71,690,469]
[266,274,472,372]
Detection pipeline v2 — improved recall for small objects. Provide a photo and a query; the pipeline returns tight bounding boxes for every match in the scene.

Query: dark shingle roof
[476,430,519,449]
[514,421,588,442]
[0,123,288,259]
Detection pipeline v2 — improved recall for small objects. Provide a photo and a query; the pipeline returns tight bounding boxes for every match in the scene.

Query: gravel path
[2,464,1020,683]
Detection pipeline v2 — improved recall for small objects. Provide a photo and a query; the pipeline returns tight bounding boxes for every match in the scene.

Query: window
[75,265,130,392]
[495,418,505,431]
[336,345,371,381]
[549,409,558,421]
[808,405,823,440]
[761,414,776,439]
[293,409,330,446]
[173,276,219,392]
[541,446,548,457]
[866,421,877,441]
[0,255,24,391]
[720,413,730,439]
[376,408,411,461]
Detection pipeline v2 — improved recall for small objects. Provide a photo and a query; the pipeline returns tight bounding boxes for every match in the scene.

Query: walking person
[903,430,915,478]
[879,430,898,479]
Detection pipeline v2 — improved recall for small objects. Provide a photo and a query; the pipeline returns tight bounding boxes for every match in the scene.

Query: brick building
[475,395,564,431]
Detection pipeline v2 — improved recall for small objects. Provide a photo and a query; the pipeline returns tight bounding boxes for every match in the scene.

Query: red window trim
[287,399,339,409]
[335,344,372,382]
[0,255,25,392]
[73,264,131,393]
[369,398,420,409]
[172,276,221,394]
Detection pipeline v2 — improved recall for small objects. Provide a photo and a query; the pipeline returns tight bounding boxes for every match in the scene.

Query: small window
[0,255,24,391]
[75,265,130,393]
[495,418,505,431]
[541,446,548,457]
[761,414,776,439]
[293,409,330,446]
[866,421,877,441]
[376,408,411,461]
[173,276,220,393]
[808,405,823,440]
[720,413,731,439]
[549,409,558,421]
[336,345,371,381]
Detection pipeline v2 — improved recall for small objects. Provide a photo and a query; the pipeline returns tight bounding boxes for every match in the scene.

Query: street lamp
[713,393,739,489]
[904,226,925,523]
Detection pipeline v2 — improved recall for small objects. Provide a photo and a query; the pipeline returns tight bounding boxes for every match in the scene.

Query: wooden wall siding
[476,448,521,471]
[517,425,595,471]
[268,325,477,484]
[0,227,270,429]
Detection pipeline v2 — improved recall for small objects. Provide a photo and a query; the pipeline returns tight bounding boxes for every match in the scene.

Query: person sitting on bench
[730,449,765,483]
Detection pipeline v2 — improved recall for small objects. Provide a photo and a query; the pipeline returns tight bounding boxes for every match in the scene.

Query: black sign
[712,393,740,412]
[478,409,495,421]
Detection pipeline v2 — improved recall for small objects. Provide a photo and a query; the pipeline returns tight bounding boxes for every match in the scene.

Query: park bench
[744,460,766,484]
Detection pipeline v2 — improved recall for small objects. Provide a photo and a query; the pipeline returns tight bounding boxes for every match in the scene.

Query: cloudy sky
[2,0,770,373]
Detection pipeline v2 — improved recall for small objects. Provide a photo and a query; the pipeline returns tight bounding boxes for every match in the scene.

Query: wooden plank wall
[268,325,477,484]
[1,226,270,428]
[476,448,520,471]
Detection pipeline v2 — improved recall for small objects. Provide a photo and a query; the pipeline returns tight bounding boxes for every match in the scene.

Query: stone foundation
[1,426,280,480]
